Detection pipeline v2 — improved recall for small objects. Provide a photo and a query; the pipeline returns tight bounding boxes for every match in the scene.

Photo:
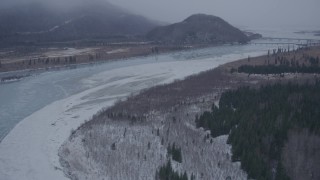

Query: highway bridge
[250,37,320,47]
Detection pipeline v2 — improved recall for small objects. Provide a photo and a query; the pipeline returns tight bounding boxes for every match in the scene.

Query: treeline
[236,56,320,74]
[155,160,193,180]
[0,56,77,70]
[167,143,182,163]
[155,144,194,180]
[237,64,320,74]
[196,82,320,180]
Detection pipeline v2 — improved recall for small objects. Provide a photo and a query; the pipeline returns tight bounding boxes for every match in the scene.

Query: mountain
[0,1,158,47]
[146,14,249,44]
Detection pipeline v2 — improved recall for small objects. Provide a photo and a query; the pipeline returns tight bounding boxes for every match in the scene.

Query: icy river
[0,28,319,179]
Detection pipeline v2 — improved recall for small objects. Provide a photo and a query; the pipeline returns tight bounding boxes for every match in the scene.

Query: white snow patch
[44,48,97,58]
[106,48,129,54]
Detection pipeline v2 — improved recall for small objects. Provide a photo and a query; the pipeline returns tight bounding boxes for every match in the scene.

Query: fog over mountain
[108,0,320,29]
[0,0,319,48]
[1,0,108,10]
[0,0,159,46]
[1,0,319,29]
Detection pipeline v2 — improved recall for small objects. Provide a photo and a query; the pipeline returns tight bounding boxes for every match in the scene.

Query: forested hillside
[196,82,320,180]
[237,55,320,74]
[147,14,249,44]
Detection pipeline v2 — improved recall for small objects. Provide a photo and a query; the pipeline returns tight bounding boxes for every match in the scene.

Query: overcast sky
[107,0,320,29]
[1,0,320,29]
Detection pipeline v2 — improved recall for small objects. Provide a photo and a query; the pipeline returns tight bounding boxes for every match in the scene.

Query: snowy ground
[60,94,247,180]
[0,56,254,180]
[44,48,98,58]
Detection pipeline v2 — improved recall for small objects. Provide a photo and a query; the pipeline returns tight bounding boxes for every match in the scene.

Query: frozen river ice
[0,42,280,141]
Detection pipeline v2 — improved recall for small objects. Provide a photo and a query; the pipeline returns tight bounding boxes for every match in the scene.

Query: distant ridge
[0,1,158,47]
[147,14,250,44]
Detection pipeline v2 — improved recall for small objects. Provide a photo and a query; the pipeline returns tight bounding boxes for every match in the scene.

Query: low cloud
[1,0,319,29]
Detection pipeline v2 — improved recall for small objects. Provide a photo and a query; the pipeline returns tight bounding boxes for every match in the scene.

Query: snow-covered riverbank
[0,54,261,180]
